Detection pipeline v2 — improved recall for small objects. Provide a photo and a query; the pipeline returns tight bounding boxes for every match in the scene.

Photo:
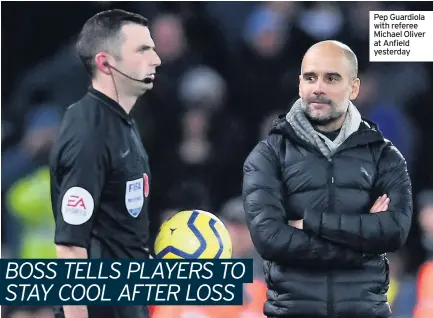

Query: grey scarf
[286,98,362,158]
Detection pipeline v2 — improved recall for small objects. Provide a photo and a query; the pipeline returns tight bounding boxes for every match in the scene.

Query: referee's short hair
[77,9,148,76]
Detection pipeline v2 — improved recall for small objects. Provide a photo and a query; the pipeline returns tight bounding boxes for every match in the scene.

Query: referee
[50,9,161,318]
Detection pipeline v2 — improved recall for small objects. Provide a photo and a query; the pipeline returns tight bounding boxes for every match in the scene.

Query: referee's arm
[50,120,109,318]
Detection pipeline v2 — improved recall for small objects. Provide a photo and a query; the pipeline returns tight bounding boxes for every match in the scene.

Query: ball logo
[125,177,144,218]
[61,187,94,225]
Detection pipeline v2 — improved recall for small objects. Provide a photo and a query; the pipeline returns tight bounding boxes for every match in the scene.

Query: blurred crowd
[2,1,433,317]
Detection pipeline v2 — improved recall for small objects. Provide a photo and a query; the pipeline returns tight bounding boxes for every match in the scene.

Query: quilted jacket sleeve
[303,143,413,254]
[242,139,365,268]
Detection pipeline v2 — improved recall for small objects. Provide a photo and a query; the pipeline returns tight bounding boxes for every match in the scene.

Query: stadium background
[2,1,433,317]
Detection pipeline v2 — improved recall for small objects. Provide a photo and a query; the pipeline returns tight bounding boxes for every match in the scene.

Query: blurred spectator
[417,190,433,260]
[243,2,298,59]
[204,2,256,50]
[133,12,201,158]
[4,306,54,318]
[297,2,344,41]
[231,0,311,131]
[355,68,418,169]
[5,166,56,259]
[150,64,248,216]
[151,73,218,213]
[2,101,60,188]
[153,13,187,64]
[387,252,417,317]
[178,65,227,112]
[179,108,212,165]
[339,1,386,69]
[5,39,89,116]
[413,189,433,317]
[413,261,433,318]
[2,90,61,258]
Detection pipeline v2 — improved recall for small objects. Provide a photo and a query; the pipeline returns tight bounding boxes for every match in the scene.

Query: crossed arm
[242,140,365,269]
[302,144,413,254]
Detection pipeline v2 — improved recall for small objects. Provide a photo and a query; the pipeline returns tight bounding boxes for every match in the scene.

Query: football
[154,210,232,259]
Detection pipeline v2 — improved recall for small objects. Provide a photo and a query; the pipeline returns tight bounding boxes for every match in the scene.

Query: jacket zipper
[327,157,335,318]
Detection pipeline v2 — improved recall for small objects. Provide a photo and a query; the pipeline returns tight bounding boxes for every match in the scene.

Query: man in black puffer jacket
[242,40,413,318]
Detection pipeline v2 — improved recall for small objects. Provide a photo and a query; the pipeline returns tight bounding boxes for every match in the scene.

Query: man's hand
[289,219,303,229]
[370,194,390,213]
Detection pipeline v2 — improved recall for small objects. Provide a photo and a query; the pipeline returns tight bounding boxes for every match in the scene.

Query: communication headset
[102,61,154,104]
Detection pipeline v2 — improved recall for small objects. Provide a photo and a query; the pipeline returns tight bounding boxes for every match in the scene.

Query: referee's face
[117,23,161,94]
[298,45,360,127]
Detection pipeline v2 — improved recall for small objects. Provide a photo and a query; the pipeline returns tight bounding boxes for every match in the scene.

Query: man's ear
[95,53,112,74]
[298,74,302,98]
[350,77,360,100]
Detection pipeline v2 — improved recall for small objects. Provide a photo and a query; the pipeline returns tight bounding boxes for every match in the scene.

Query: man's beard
[301,97,345,126]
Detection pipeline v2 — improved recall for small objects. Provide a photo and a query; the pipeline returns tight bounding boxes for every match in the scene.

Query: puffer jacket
[242,115,413,318]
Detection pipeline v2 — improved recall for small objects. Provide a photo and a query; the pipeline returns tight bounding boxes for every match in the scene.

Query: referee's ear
[95,53,112,74]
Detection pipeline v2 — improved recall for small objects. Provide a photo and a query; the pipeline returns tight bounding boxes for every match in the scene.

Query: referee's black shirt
[50,86,152,260]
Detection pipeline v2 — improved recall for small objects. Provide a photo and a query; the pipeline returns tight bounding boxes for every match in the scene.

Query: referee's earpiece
[101,61,111,74]
[103,61,153,84]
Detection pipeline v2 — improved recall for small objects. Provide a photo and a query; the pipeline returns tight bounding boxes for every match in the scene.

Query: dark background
[1,3,433,316]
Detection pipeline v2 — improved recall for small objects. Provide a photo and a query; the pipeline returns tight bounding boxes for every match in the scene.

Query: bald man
[242,41,412,318]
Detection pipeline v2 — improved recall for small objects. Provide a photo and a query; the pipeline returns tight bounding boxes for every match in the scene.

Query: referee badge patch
[61,187,94,225]
[125,177,144,218]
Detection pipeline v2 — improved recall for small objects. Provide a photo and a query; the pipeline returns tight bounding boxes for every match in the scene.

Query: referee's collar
[88,86,132,124]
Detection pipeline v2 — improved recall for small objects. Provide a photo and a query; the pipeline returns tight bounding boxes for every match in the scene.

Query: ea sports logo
[61,187,94,225]
[67,195,86,209]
